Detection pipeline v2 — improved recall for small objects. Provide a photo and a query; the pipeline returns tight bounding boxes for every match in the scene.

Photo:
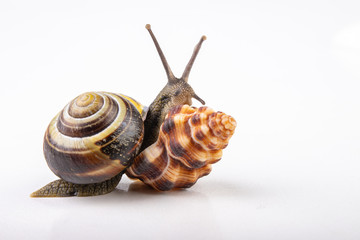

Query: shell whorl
[126,105,236,191]
[44,92,145,184]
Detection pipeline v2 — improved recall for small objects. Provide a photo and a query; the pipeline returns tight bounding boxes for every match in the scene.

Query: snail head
[141,24,207,151]
[145,24,206,107]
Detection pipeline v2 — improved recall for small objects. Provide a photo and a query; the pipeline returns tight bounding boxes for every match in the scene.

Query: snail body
[31,25,206,197]
[126,105,237,191]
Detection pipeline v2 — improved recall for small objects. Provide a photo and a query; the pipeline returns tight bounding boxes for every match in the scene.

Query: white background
[1,0,360,239]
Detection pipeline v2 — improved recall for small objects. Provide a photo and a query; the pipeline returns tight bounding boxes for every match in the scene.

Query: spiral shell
[44,92,146,184]
[126,105,236,191]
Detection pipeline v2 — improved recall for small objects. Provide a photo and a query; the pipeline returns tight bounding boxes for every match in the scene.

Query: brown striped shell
[126,105,236,191]
[44,92,146,184]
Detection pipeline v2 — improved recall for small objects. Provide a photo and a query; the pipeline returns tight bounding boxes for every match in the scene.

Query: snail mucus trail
[31,24,206,197]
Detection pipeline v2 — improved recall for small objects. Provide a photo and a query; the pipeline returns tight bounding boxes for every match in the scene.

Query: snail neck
[140,82,184,151]
[140,103,165,152]
[141,78,204,151]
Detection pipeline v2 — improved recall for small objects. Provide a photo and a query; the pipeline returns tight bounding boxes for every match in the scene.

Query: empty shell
[126,105,236,191]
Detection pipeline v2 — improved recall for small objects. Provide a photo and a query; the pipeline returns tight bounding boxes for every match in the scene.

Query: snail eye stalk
[146,24,176,83]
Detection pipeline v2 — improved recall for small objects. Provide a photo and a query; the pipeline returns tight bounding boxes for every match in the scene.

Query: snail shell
[44,92,146,184]
[126,105,237,191]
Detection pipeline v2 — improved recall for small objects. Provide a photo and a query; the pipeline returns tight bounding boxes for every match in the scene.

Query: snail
[126,105,236,191]
[31,24,206,197]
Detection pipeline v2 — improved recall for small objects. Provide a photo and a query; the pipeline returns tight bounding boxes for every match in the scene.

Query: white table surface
[1,1,359,239]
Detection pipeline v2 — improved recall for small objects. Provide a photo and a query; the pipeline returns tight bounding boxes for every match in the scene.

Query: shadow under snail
[31,24,236,198]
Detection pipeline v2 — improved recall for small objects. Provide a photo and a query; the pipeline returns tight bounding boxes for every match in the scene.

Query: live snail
[31,24,236,197]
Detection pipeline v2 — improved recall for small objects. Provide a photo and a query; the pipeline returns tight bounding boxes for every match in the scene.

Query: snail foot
[30,173,122,197]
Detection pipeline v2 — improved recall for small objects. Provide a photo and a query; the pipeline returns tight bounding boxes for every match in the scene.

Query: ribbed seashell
[44,92,145,184]
[126,105,236,191]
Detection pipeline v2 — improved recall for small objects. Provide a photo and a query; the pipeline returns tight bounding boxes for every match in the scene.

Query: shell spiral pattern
[44,92,145,184]
[126,105,236,191]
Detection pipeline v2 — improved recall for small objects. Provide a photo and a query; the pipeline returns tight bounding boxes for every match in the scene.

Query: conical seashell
[126,105,236,191]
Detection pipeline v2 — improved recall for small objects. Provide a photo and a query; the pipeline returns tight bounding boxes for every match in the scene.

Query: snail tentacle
[146,24,176,83]
[181,35,206,82]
